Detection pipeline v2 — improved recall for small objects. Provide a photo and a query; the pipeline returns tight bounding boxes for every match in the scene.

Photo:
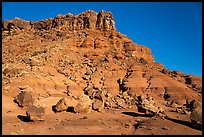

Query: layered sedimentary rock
[2,10,153,62]
[2,10,202,120]
[3,10,116,32]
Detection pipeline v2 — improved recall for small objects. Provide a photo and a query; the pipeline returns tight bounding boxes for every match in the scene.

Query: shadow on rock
[122,112,153,117]
[13,99,22,108]
[17,115,32,122]
[52,105,75,113]
[66,106,75,113]
[165,116,202,131]
[52,105,57,113]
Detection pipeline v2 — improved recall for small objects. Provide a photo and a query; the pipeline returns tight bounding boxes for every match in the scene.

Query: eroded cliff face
[2,10,116,31]
[2,10,202,117]
[2,10,154,62]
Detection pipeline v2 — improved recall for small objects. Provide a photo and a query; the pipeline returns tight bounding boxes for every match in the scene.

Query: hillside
[2,10,202,135]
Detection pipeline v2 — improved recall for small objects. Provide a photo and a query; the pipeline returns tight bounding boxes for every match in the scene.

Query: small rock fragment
[80,116,88,119]
[162,127,169,130]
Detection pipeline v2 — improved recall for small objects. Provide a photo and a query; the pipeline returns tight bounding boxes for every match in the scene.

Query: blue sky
[2,2,202,76]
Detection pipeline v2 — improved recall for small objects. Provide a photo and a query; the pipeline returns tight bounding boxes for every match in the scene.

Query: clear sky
[2,2,202,76]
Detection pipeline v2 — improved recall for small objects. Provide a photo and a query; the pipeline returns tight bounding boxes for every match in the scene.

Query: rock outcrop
[3,10,116,32]
[2,17,31,31]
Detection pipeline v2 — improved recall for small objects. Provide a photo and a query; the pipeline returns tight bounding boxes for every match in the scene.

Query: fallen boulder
[54,98,69,112]
[74,94,92,113]
[26,104,45,121]
[92,90,105,112]
[190,100,202,130]
[14,89,34,107]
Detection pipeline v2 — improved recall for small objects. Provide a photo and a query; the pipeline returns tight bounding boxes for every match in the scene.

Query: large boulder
[74,94,93,113]
[92,90,105,112]
[26,104,45,121]
[54,98,69,112]
[14,86,34,107]
[190,100,202,130]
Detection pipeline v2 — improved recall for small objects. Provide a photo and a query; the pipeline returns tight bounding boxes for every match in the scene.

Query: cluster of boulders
[14,86,45,121]
[13,84,166,122]
[13,84,202,131]
[136,95,165,116]
[2,63,25,82]
[51,88,165,115]
[165,99,202,129]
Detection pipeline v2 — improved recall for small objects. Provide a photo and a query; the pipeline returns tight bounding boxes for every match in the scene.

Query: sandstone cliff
[2,10,202,129]
[2,10,154,62]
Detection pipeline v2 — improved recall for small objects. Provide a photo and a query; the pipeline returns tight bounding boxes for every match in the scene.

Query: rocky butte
[2,10,202,135]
